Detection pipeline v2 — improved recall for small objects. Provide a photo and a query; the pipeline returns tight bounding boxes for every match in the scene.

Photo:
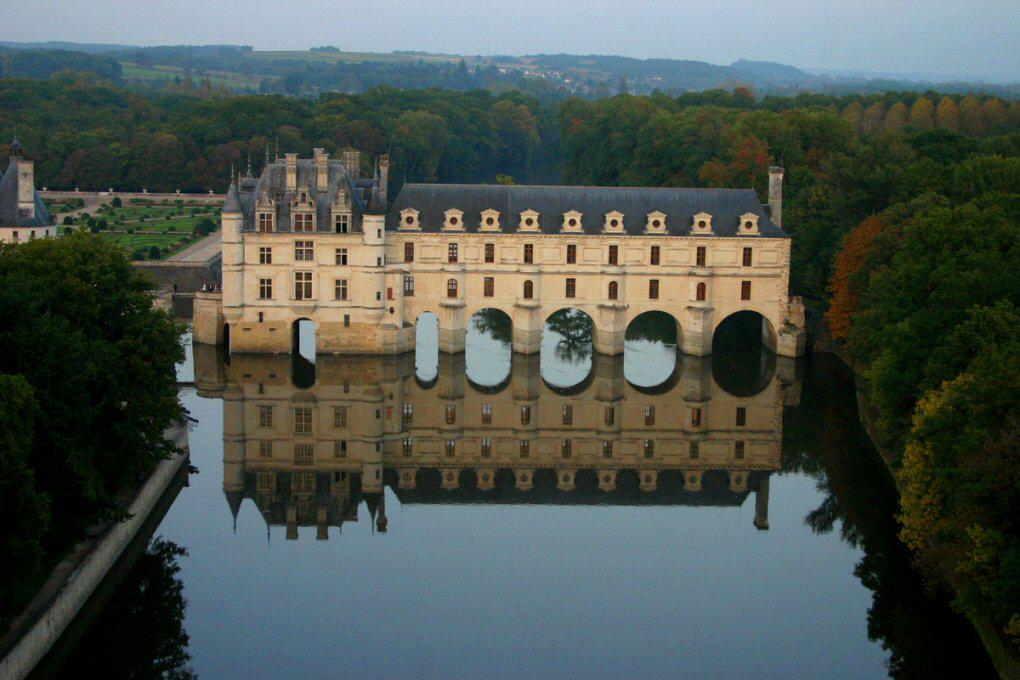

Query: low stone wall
[133,259,221,294]
[41,190,224,204]
[0,425,190,680]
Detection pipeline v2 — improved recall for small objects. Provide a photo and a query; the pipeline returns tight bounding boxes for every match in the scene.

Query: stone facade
[0,139,56,244]
[193,343,802,539]
[193,151,806,358]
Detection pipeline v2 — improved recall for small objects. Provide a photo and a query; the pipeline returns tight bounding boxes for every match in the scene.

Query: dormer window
[257,211,275,232]
[562,210,583,232]
[604,211,624,233]
[480,208,500,231]
[739,212,760,235]
[646,211,667,233]
[519,209,540,232]
[293,211,315,232]
[399,209,420,230]
[692,212,713,235]
[334,212,351,234]
[443,208,464,231]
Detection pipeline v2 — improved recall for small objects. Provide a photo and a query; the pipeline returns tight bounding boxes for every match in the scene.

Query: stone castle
[193,148,805,357]
[0,139,55,244]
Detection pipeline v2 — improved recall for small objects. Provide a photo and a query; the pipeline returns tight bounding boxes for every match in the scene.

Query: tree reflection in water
[545,308,593,362]
[60,538,194,679]
[469,308,512,345]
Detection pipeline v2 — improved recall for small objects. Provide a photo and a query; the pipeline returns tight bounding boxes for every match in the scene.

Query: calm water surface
[58,312,992,679]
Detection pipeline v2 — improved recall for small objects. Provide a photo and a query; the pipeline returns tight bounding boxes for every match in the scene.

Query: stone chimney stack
[378,154,389,205]
[753,477,770,531]
[340,150,361,179]
[314,148,329,192]
[768,166,784,228]
[285,153,297,192]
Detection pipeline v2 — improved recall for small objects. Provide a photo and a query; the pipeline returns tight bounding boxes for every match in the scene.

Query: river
[53,311,993,679]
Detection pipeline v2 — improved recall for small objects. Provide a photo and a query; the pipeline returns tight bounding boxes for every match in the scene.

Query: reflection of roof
[240,471,364,528]
[387,184,784,237]
[0,159,53,228]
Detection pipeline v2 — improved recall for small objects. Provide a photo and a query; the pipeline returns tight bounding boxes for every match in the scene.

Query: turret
[768,166,784,228]
[221,178,244,311]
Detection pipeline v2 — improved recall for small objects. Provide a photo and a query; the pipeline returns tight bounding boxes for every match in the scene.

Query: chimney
[753,477,770,531]
[314,148,328,192]
[340,150,361,179]
[378,154,389,205]
[768,166,784,228]
[17,159,36,218]
[285,153,297,192]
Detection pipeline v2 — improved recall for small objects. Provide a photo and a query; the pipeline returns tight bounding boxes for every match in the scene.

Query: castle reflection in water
[193,345,802,540]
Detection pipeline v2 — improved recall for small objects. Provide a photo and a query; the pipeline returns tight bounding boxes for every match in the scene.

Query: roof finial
[10,136,23,157]
[245,152,252,178]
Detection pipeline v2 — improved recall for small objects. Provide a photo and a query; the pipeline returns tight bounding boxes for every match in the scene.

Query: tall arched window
[696,282,706,301]
[608,281,619,300]
[523,280,534,299]
[447,278,458,298]
[445,405,456,424]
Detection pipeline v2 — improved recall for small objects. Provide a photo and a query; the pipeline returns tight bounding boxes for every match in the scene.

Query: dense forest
[1,71,1018,654]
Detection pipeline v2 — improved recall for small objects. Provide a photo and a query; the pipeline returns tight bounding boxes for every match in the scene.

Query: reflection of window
[604,407,615,426]
[645,405,655,426]
[691,408,702,427]
[520,405,531,425]
[447,279,458,298]
[561,438,572,457]
[259,440,273,458]
[562,405,573,425]
[294,408,313,434]
[445,405,456,424]
[403,437,412,456]
[608,281,618,300]
[735,441,745,459]
[736,407,746,427]
[602,441,613,458]
[402,403,413,427]
[446,439,456,456]
[481,404,492,424]
[335,440,348,458]
[644,439,654,458]
[696,282,706,301]
[295,443,314,465]
[334,406,348,428]
[259,405,273,427]
[519,440,530,457]
[523,280,534,299]
[689,441,699,459]
[481,437,491,456]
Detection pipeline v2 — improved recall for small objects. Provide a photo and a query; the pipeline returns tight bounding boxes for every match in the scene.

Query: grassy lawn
[97,205,220,233]
[100,232,186,251]
[120,62,261,90]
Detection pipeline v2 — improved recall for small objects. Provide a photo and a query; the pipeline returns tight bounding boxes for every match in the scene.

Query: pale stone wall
[0,225,57,244]
[195,216,806,357]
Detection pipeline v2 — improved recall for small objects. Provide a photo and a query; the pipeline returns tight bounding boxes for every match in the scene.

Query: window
[259,246,272,264]
[334,279,348,300]
[483,277,494,297]
[334,406,348,428]
[404,242,414,263]
[696,246,706,267]
[448,243,458,263]
[403,276,415,297]
[736,406,746,427]
[446,439,456,456]
[689,441,700,459]
[696,282,706,301]
[481,437,492,457]
[561,438,572,458]
[335,248,348,265]
[608,281,619,300]
[691,407,702,427]
[295,443,314,465]
[649,279,659,299]
[403,438,413,456]
[735,441,745,459]
[447,278,458,298]
[294,212,314,232]
[259,278,273,300]
[602,441,613,459]
[376,256,383,267]
[644,439,654,458]
[259,405,274,427]
[344,314,350,327]
[520,405,531,425]
[259,440,273,458]
[445,405,456,424]
[741,281,752,300]
[742,247,752,267]
[335,213,350,233]
[524,243,534,264]
[335,440,348,458]
[645,405,655,426]
[387,287,394,300]
[565,278,576,298]
[523,280,534,299]
[294,408,313,434]
[562,405,573,425]
[608,245,618,265]
[481,404,492,424]
[294,240,313,261]
[376,291,382,301]
[258,212,274,232]
[650,245,660,265]
[402,403,413,427]
[294,272,312,300]
[519,440,530,458]
[567,244,577,264]
[604,406,615,426]
[485,243,495,263]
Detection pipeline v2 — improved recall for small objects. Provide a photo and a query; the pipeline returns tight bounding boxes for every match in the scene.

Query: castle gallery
[194,149,805,357]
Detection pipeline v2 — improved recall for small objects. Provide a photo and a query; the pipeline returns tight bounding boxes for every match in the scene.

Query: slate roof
[386,183,785,237]
[0,159,53,229]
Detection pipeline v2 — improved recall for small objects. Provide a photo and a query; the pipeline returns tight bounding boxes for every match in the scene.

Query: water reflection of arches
[541,307,595,389]
[713,310,777,355]
[291,319,316,389]
[711,310,777,396]
[466,308,512,389]
[415,312,439,385]
[624,311,680,389]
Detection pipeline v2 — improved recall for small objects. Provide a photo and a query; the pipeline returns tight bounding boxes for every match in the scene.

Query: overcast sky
[1,0,1016,82]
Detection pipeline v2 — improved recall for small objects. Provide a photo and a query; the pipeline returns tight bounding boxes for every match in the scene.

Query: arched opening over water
[414,312,439,385]
[624,311,680,389]
[711,310,776,397]
[291,318,316,389]
[222,322,231,361]
[541,307,594,389]
[466,308,512,389]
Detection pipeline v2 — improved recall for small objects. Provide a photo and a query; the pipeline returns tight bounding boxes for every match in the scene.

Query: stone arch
[466,307,512,389]
[414,311,439,384]
[541,307,595,390]
[623,310,682,391]
[291,318,316,389]
[712,309,778,354]
[710,309,778,397]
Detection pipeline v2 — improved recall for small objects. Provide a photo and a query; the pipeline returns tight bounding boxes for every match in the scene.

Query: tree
[825,214,889,342]
[934,97,960,132]
[908,97,934,130]
[958,95,986,136]
[861,101,886,134]
[885,101,909,131]
[148,245,161,259]
[111,196,122,207]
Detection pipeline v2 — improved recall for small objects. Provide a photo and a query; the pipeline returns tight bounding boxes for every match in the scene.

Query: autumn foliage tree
[825,214,889,343]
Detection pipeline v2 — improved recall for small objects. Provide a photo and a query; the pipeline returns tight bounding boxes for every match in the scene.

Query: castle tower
[220,179,245,316]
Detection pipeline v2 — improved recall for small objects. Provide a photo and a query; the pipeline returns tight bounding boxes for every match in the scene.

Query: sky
[1,0,1017,82]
